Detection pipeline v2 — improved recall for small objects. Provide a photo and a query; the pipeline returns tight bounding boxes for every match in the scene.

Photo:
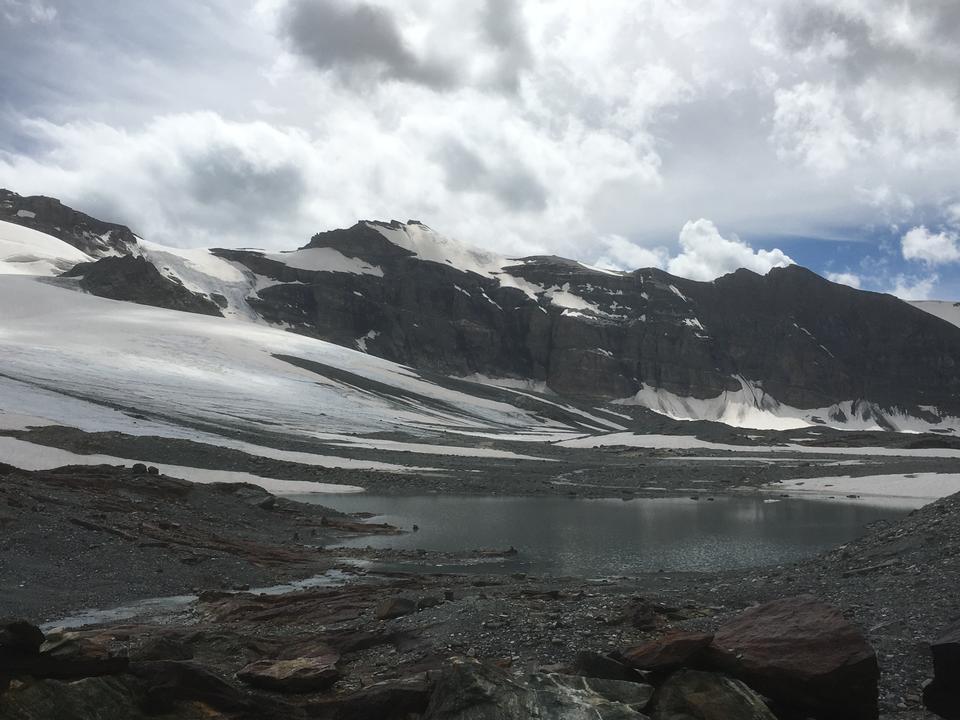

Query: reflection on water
[294,494,908,577]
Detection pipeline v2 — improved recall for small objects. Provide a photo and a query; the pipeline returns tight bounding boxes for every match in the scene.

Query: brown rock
[237,651,341,694]
[621,632,713,672]
[705,595,878,720]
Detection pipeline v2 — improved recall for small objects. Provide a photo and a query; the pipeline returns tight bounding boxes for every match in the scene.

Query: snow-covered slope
[617,379,960,433]
[912,300,960,329]
[0,220,93,276]
[0,275,587,447]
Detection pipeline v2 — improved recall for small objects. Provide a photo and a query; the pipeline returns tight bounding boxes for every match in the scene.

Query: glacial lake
[293,494,910,577]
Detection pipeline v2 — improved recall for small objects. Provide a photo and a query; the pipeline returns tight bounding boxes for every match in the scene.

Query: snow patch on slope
[266,247,384,276]
[617,377,960,433]
[0,220,92,276]
[0,276,569,445]
[912,300,960,329]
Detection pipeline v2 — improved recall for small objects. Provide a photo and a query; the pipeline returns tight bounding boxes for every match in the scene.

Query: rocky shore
[2,462,960,718]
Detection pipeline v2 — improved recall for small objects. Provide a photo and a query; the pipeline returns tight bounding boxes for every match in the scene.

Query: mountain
[2,188,959,433]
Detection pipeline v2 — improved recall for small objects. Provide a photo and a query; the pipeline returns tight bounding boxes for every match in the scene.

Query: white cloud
[666,219,793,281]
[772,83,862,175]
[826,271,862,289]
[1,0,56,24]
[889,273,939,301]
[593,234,667,271]
[901,226,960,266]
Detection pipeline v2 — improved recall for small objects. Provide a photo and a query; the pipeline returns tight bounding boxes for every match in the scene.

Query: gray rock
[424,657,649,719]
[651,669,776,720]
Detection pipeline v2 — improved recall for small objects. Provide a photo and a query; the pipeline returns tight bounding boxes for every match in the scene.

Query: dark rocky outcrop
[64,255,223,316]
[6,187,960,418]
[0,188,137,257]
[220,221,960,415]
[924,620,960,719]
[704,595,879,720]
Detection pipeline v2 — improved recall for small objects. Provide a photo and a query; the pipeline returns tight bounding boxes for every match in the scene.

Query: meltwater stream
[294,494,910,577]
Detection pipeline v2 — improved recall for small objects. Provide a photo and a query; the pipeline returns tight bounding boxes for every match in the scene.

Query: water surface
[296,494,907,577]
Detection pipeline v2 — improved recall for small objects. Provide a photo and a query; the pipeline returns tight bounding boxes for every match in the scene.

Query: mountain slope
[2,189,959,432]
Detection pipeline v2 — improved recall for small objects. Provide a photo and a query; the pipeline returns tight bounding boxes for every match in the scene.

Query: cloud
[1,0,56,24]
[826,271,862,289]
[889,273,939,301]
[901,226,960,265]
[772,82,862,175]
[0,113,318,246]
[593,234,667,271]
[436,138,546,211]
[481,0,532,92]
[667,219,794,281]
[280,0,460,90]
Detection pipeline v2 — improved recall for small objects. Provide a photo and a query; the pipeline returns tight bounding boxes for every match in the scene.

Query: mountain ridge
[2,187,959,432]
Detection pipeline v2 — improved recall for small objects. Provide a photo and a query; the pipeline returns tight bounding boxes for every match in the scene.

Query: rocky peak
[0,189,137,257]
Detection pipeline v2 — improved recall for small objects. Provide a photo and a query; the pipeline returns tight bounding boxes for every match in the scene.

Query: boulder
[0,620,44,658]
[651,669,776,720]
[621,632,714,673]
[924,619,960,719]
[237,651,341,694]
[376,596,418,620]
[705,596,878,720]
[573,651,649,683]
[544,674,654,712]
[423,657,650,719]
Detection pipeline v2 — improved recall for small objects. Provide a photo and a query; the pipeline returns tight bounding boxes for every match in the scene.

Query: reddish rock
[620,632,714,672]
[706,595,878,720]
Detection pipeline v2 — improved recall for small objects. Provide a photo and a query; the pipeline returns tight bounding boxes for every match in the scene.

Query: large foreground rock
[651,669,776,720]
[924,620,960,719]
[424,657,652,719]
[237,650,341,693]
[706,596,878,720]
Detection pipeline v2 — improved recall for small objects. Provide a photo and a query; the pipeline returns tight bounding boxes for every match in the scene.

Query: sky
[1,0,959,299]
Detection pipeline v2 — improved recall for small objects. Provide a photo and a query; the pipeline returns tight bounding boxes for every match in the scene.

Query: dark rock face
[924,620,960,719]
[64,255,223,317]
[0,189,137,257]
[651,669,776,720]
[220,221,960,415]
[705,595,879,720]
[6,187,960,418]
